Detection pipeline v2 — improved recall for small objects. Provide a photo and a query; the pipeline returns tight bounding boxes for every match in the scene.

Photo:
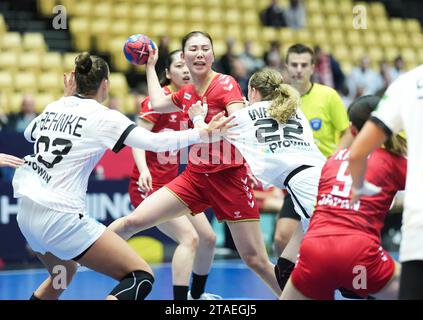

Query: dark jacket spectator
[261,0,287,27]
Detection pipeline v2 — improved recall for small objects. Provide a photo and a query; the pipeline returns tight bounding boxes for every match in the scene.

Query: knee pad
[274,257,295,291]
[110,270,154,300]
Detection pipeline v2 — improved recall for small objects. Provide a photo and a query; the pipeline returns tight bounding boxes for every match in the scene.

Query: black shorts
[277,193,301,221]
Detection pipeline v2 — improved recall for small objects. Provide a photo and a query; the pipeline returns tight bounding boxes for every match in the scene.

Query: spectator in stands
[231,57,249,96]
[263,41,283,71]
[261,0,287,28]
[239,40,265,77]
[284,0,306,29]
[0,107,8,131]
[312,45,345,92]
[155,35,171,78]
[107,96,122,111]
[347,56,384,99]
[6,94,37,133]
[378,60,393,93]
[218,37,237,76]
[390,55,406,81]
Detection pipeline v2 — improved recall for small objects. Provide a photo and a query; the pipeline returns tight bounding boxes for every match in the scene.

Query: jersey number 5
[36,136,73,168]
[330,161,352,197]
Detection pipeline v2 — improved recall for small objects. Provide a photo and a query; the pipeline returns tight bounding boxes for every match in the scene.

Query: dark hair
[160,50,182,86]
[74,52,109,96]
[249,68,300,124]
[181,31,214,52]
[348,95,407,156]
[285,43,315,64]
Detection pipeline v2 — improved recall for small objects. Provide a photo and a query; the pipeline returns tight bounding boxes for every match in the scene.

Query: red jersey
[306,148,407,242]
[171,73,245,173]
[130,86,188,187]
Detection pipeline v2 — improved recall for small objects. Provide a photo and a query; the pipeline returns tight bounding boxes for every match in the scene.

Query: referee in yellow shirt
[274,44,351,257]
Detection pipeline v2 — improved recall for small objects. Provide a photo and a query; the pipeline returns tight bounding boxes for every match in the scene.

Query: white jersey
[228,101,326,188]
[371,64,423,261]
[13,96,136,213]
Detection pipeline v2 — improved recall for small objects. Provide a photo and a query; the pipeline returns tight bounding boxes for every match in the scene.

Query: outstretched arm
[0,153,25,168]
[348,120,387,203]
[124,112,236,153]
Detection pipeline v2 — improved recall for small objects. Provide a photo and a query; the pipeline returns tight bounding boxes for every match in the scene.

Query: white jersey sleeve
[93,109,137,153]
[124,126,201,153]
[370,76,405,135]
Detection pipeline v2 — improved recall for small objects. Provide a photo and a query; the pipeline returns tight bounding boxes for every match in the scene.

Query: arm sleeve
[124,126,201,153]
[170,88,185,110]
[23,115,41,143]
[139,97,160,123]
[371,81,404,134]
[222,76,245,107]
[95,109,138,153]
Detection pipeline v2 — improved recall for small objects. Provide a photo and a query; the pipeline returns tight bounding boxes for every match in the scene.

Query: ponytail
[249,68,300,124]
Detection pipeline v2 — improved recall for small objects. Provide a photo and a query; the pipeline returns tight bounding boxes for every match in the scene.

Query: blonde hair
[249,68,300,123]
[384,133,407,157]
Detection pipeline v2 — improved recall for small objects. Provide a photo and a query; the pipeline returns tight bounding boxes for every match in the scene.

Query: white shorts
[17,197,106,261]
[281,166,321,230]
[399,208,423,262]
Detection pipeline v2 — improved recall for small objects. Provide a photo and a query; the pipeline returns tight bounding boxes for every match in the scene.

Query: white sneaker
[188,291,223,300]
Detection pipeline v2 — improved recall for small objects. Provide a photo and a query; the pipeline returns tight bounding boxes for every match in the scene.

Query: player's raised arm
[145,43,181,113]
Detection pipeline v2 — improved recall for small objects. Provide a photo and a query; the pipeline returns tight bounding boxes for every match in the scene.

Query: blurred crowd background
[0,0,420,266]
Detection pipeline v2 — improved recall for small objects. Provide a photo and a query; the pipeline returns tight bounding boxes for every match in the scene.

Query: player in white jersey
[349,65,423,299]
[12,52,234,300]
[190,68,326,291]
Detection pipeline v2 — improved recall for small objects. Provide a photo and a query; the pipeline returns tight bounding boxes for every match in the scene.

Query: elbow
[348,147,365,165]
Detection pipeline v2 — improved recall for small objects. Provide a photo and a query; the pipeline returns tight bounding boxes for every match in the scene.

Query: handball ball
[123,34,156,65]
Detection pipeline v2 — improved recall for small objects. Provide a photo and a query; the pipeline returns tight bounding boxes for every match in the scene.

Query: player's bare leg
[187,213,216,276]
[227,220,282,296]
[157,217,198,290]
[280,278,310,300]
[108,187,192,240]
[32,252,78,300]
[77,228,153,300]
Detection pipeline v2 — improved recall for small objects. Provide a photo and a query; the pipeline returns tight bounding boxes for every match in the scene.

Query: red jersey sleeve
[219,75,244,107]
[139,96,160,123]
[171,85,192,110]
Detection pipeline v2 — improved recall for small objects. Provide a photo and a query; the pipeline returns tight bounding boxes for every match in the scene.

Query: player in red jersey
[281,95,407,300]
[128,50,219,300]
[109,31,281,296]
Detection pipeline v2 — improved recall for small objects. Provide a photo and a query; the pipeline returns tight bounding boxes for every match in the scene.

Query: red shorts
[291,234,395,300]
[165,166,259,222]
[128,178,164,208]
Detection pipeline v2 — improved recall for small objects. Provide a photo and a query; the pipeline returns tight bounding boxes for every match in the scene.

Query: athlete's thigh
[77,228,152,281]
[156,215,198,244]
[227,220,267,257]
[36,252,78,278]
[280,278,311,300]
[186,212,215,238]
[130,187,192,229]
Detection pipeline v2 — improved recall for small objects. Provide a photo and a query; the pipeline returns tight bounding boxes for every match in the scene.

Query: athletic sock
[190,273,208,299]
[174,285,189,300]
